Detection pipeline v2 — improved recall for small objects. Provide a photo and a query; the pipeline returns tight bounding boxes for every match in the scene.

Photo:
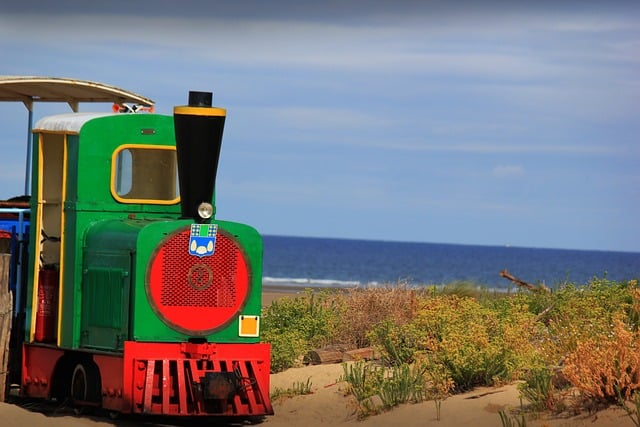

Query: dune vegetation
[261,278,640,423]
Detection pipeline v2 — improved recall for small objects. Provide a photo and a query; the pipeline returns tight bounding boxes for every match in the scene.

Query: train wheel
[50,356,74,403]
[70,362,101,413]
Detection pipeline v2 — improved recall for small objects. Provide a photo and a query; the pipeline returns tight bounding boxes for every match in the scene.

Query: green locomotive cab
[21,92,272,417]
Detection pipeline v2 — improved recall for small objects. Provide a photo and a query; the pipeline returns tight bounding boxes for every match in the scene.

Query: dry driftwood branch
[534,303,556,322]
[306,346,379,365]
[306,349,344,365]
[499,269,550,294]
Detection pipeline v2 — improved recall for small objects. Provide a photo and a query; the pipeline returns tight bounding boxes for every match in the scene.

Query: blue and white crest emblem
[189,224,218,257]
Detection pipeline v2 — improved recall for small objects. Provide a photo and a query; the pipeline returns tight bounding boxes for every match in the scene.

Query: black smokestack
[174,91,226,222]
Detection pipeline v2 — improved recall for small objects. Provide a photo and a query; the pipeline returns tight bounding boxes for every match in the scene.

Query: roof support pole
[22,99,33,196]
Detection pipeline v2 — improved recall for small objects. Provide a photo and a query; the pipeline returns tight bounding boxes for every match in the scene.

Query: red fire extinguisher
[35,266,59,343]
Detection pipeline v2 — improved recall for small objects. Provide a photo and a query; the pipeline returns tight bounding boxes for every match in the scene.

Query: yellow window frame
[110,144,180,205]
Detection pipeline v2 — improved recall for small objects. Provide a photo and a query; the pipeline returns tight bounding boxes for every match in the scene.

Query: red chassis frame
[21,341,273,417]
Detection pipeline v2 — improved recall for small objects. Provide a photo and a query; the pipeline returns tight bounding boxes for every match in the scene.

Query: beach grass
[262,277,640,420]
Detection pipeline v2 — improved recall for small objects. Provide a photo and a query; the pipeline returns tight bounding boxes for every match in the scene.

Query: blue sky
[1,1,638,252]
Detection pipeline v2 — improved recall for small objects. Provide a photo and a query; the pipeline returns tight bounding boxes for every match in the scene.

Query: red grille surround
[147,227,250,334]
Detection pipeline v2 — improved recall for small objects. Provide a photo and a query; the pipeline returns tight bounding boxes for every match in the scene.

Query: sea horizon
[261,234,640,290]
[264,233,640,255]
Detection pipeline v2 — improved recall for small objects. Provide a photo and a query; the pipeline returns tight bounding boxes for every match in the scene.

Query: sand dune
[0,362,634,427]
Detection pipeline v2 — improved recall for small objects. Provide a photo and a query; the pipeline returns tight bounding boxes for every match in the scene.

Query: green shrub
[341,360,384,403]
[518,366,557,411]
[409,295,537,391]
[262,328,309,373]
[377,362,429,409]
[270,377,313,401]
[340,359,451,418]
[535,279,634,367]
[366,320,422,366]
[499,410,528,427]
[261,290,343,372]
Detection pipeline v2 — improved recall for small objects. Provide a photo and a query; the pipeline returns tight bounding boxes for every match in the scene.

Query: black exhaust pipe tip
[188,91,212,107]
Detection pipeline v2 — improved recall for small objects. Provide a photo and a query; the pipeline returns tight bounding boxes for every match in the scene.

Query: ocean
[262,235,640,290]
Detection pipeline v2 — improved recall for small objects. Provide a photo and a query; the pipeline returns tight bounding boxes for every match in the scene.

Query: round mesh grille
[147,227,250,334]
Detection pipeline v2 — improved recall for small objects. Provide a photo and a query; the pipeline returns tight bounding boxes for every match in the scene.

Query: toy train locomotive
[7,90,273,417]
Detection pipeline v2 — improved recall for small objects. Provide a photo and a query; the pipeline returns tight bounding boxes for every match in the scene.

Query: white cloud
[2,9,637,81]
[365,140,621,155]
[550,17,636,33]
[259,106,388,130]
[218,174,386,207]
[492,165,524,177]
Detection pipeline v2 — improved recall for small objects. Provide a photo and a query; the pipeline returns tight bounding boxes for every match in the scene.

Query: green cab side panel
[80,219,146,351]
[55,114,181,348]
[74,114,181,215]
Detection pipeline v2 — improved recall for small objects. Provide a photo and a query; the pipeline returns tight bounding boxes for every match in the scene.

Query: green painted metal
[133,219,263,343]
[81,218,141,350]
[74,114,182,213]
[78,217,263,349]
[26,112,263,353]
[59,114,180,348]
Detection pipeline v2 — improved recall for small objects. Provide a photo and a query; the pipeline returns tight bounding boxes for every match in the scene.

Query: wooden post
[0,254,12,402]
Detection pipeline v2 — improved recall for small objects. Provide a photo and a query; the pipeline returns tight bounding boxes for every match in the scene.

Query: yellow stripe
[173,106,226,117]
[29,135,44,342]
[56,137,68,346]
[110,144,180,205]
[111,195,180,205]
[35,130,80,136]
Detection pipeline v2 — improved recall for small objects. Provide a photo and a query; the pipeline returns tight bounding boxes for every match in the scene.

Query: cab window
[111,145,179,204]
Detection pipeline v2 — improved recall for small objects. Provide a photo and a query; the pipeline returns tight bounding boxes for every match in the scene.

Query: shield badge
[189,224,218,257]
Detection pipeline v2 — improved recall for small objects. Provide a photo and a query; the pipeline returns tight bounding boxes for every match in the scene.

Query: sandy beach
[262,287,307,307]
[0,288,635,427]
[0,363,633,427]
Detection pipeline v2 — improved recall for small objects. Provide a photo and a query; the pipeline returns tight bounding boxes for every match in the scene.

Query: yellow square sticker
[239,315,260,337]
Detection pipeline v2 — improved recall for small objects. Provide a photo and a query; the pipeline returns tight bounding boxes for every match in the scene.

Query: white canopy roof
[0,76,154,111]
[1,76,155,195]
